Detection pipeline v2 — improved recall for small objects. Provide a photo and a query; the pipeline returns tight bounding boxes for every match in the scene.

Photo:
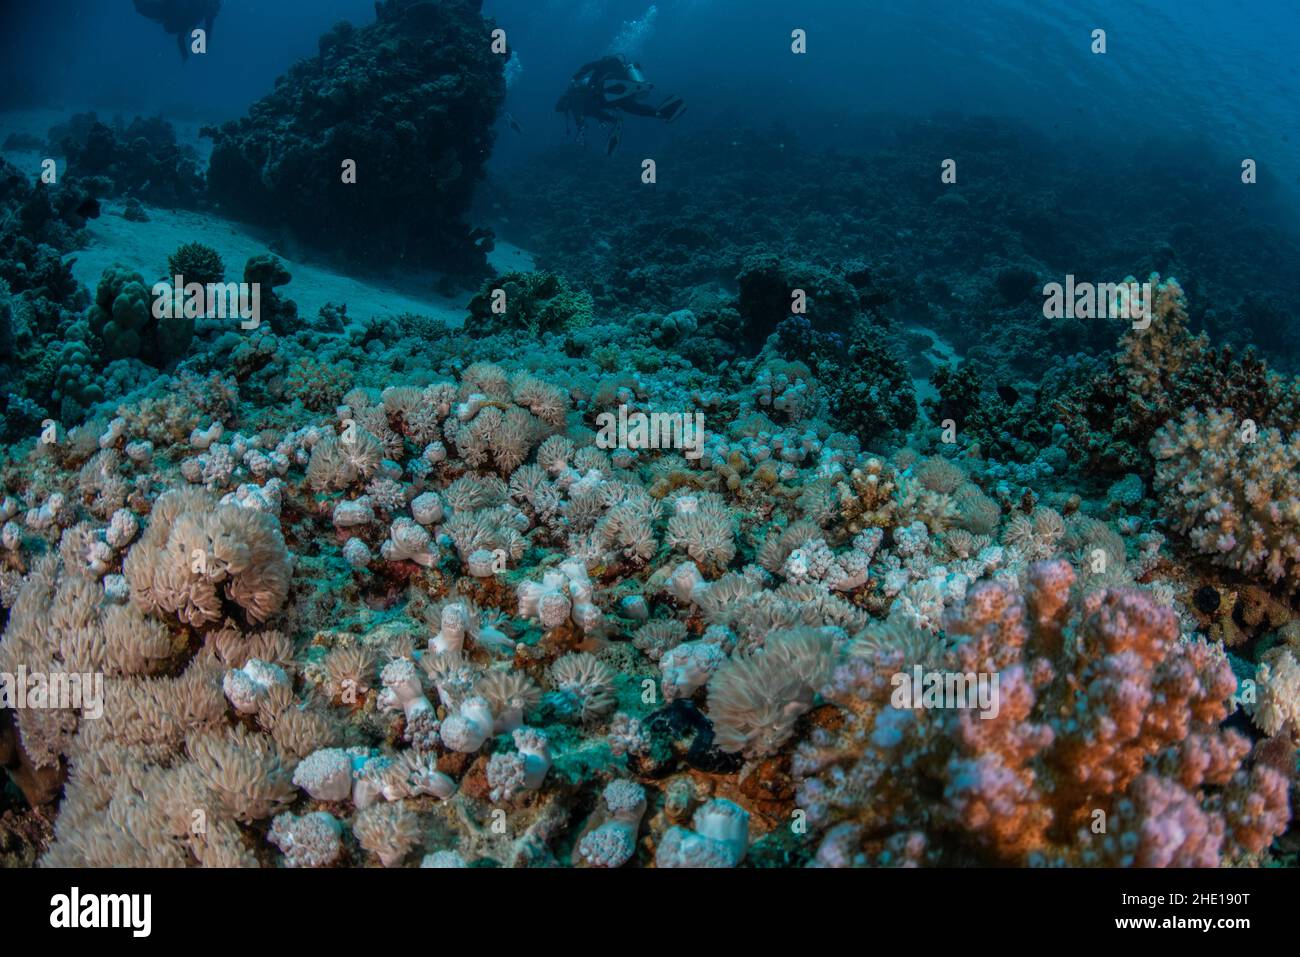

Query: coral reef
[492,118,1300,375]
[2,51,1298,871]
[1054,276,1300,477]
[1,257,1291,868]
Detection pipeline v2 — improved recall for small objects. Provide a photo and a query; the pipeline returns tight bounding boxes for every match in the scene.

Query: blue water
[4,0,1297,200]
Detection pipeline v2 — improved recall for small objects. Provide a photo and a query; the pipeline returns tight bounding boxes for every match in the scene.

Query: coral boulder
[203,0,505,284]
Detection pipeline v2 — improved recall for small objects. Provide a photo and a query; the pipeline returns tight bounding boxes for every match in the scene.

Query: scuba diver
[555,54,686,154]
[133,0,222,61]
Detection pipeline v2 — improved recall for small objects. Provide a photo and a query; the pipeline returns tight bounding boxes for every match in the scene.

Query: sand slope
[68,201,536,328]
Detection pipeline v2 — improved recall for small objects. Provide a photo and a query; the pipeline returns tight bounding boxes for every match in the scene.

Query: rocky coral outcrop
[56,113,205,207]
[203,0,505,284]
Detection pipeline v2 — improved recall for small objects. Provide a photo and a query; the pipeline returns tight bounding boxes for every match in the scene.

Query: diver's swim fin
[656,96,686,123]
[606,122,622,156]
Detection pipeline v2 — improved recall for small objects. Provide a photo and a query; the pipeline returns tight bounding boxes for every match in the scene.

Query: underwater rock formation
[203,0,506,283]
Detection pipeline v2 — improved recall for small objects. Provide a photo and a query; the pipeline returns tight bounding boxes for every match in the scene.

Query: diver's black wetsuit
[133,0,221,60]
[555,55,685,151]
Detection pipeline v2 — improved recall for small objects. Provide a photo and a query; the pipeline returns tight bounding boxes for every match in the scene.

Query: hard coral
[467,271,594,337]
[166,241,225,287]
[1152,407,1300,593]
[795,560,1289,866]
[87,264,193,365]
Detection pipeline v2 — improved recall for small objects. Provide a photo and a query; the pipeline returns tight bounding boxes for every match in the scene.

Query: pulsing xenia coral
[353,801,422,868]
[706,627,838,758]
[665,492,738,572]
[486,727,552,801]
[124,488,292,626]
[656,798,751,868]
[549,652,618,720]
[577,780,647,868]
